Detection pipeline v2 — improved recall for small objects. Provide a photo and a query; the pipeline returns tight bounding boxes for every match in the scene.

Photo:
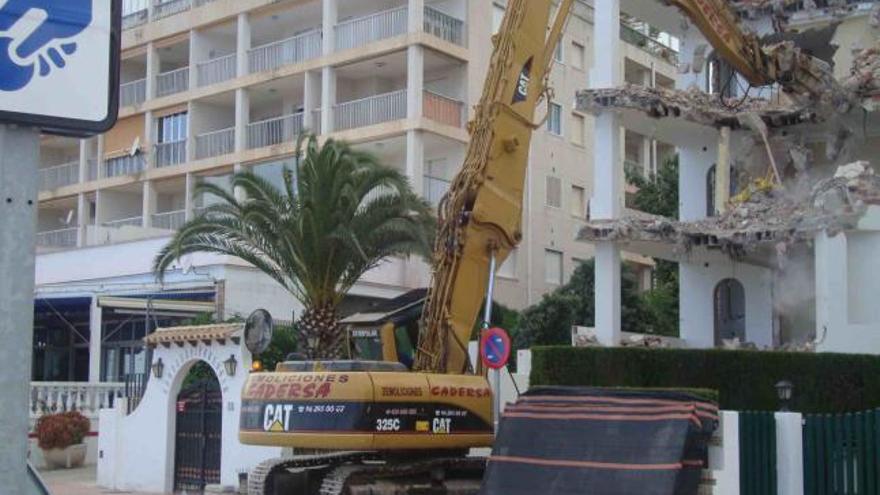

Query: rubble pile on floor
[576,84,817,129]
[579,162,880,259]
[845,43,880,98]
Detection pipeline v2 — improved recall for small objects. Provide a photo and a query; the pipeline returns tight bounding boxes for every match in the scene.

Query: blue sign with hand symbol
[0,0,120,136]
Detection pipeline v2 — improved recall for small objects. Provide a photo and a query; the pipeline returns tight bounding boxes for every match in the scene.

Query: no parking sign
[480,327,511,370]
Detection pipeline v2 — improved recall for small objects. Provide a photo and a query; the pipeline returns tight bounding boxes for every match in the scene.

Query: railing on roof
[153,0,191,20]
[103,216,144,229]
[105,153,146,178]
[424,6,466,46]
[335,6,408,52]
[423,90,464,128]
[152,210,187,231]
[156,66,190,97]
[197,53,237,87]
[36,228,78,249]
[334,90,407,131]
[247,113,305,149]
[30,382,125,420]
[39,161,79,191]
[423,175,451,207]
[620,24,679,65]
[122,9,149,29]
[120,78,147,107]
[248,29,322,74]
[155,139,188,168]
[195,127,235,159]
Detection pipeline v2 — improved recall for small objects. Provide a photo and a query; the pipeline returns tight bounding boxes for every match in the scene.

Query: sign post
[0,2,121,492]
[480,326,512,435]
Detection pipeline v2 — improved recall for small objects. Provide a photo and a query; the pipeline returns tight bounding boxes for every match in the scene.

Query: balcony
[247,113,304,149]
[105,154,146,178]
[620,24,679,65]
[423,175,451,206]
[197,54,237,87]
[195,127,235,159]
[334,90,407,131]
[423,90,464,128]
[39,161,79,191]
[248,29,322,74]
[30,382,124,420]
[155,140,187,168]
[122,9,148,30]
[152,209,186,230]
[102,216,143,229]
[120,79,147,107]
[36,228,78,250]
[156,67,189,97]
[335,7,408,52]
[153,0,191,20]
[424,7,466,46]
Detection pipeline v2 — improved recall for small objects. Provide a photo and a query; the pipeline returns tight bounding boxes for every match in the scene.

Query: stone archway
[714,278,746,345]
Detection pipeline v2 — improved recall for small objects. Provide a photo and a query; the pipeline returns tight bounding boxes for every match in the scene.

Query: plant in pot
[34,411,91,469]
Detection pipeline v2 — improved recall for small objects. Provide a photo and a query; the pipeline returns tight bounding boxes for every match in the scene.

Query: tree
[154,134,436,358]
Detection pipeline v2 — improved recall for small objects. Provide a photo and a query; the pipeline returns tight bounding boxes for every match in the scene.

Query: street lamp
[224,354,238,377]
[775,380,793,411]
[151,357,164,379]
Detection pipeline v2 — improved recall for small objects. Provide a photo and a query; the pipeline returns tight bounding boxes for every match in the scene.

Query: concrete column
[145,42,159,100]
[406,130,425,195]
[303,70,320,132]
[715,127,731,214]
[651,139,658,175]
[407,45,425,120]
[96,135,106,179]
[590,0,622,345]
[142,181,157,228]
[776,412,804,495]
[76,193,88,247]
[641,134,652,177]
[321,66,336,134]
[88,296,103,383]
[408,0,425,34]
[184,173,195,221]
[144,110,156,170]
[94,189,103,227]
[235,88,250,152]
[710,412,741,494]
[236,12,251,78]
[78,139,89,184]
[815,231,847,352]
[189,29,201,89]
[322,0,338,56]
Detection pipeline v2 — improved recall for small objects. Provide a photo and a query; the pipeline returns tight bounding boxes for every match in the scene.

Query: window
[545,175,562,208]
[570,41,585,70]
[492,4,505,34]
[544,249,563,285]
[570,185,586,217]
[157,112,187,143]
[497,249,518,279]
[547,102,562,136]
[571,113,585,146]
[554,41,564,63]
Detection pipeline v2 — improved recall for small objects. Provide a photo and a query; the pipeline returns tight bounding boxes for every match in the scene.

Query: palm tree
[153,134,436,358]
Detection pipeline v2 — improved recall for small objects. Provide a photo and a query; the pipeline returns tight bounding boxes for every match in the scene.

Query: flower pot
[42,443,86,470]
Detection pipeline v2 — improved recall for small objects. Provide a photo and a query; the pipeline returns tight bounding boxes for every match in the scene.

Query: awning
[144,323,242,347]
[98,296,216,314]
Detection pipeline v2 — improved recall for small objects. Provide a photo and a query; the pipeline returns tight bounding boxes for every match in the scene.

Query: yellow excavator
[238,1,837,493]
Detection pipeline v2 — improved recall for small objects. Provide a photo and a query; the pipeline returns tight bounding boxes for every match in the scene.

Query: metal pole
[483,252,501,434]
[0,124,40,494]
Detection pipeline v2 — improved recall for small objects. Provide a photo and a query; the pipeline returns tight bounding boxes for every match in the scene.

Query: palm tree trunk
[297,304,345,359]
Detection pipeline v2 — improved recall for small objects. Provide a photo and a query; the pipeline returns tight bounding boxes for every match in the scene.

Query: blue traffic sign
[480,327,511,370]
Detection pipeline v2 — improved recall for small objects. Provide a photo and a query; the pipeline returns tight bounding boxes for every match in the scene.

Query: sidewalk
[38,465,163,495]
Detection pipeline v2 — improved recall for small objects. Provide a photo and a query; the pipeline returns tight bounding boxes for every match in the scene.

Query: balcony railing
[36,228,78,249]
[122,9,148,29]
[120,78,147,107]
[30,382,124,419]
[195,127,234,159]
[152,210,186,231]
[105,153,146,178]
[335,6,408,52]
[103,216,143,229]
[155,140,187,167]
[156,67,189,97]
[334,90,407,131]
[39,161,79,190]
[247,113,304,149]
[424,7,466,46]
[248,29,322,74]
[423,90,464,128]
[423,175,451,207]
[620,24,679,65]
[153,0,191,20]
[197,53,237,87]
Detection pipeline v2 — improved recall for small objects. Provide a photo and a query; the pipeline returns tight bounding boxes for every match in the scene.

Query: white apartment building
[30,0,678,391]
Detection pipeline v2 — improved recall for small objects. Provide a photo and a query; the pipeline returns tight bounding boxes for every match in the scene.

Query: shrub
[530,347,880,413]
[35,411,91,450]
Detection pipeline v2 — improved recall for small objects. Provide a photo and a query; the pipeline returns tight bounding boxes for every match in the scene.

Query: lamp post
[775,380,793,412]
[224,354,238,377]
[151,357,164,379]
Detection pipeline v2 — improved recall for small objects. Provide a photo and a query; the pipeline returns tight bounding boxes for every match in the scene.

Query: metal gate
[804,410,880,495]
[174,379,223,492]
[739,411,777,495]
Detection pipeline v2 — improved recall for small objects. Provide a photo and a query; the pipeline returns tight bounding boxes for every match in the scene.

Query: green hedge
[531,347,880,413]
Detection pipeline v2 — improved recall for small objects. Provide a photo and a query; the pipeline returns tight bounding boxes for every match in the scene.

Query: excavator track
[249,452,486,495]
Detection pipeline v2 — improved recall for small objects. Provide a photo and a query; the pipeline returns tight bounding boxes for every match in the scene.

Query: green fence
[804,410,880,495]
[739,412,778,495]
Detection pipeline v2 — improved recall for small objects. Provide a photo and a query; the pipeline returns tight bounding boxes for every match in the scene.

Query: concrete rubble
[576,84,819,130]
[844,42,880,98]
[578,161,880,262]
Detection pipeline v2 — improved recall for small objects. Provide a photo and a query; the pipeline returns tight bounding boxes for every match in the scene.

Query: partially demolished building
[584,0,880,353]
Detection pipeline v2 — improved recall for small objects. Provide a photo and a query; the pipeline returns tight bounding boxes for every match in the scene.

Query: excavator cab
[342,289,426,369]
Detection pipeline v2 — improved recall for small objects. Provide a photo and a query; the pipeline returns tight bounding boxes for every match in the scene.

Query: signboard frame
[0,0,122,137]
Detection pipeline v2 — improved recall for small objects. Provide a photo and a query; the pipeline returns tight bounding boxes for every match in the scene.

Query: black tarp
[479,387,719,495]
